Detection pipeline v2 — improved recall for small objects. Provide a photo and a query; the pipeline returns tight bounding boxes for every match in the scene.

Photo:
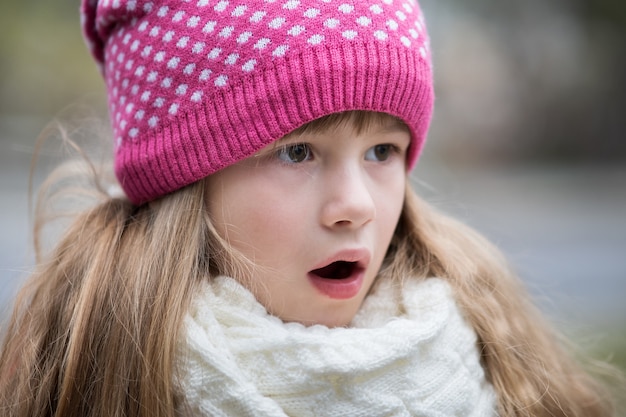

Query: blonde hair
[0,112,619,416]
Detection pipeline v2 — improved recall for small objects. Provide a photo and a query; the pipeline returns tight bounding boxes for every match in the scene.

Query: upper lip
[309,248,371,272]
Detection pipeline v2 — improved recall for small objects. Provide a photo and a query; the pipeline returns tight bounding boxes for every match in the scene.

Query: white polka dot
[250,11,266,22]
[120,120,127,130]
[141,91,151,102]
[141,46,152,58]
[415,21,423,32]
[232,5,247,16]
[192,42,205,54]
[177,36,189,48]
[130,40,140,52]
[138,21,149,31]
[112,44,119,54]
[225,53,239,65]
[169,103,179,115]
[208,48,221,59]
[382,0,392,4]
[254,38,271,50]
[338,4,353,13]
[396,11,407,21]
[157,6,168,17]
[161,77,172,88]
[184,63,196,75]
[288,25,305,36]
[203,21,216,33]
[122,33,131,44]
[269,17,286,29]
[403,3,413,13]
[131,85,139,95]
[149,26,160,37]
[148,116,159,128]
[374,30,388,41]
[272,45,289,57]
[214,0,228,12]
[191,91,203,102]
[116,52,125,63]
[162,31,174,42]
[386,19,398,30]
[147,71,158,82]
[176,84,188,95]
[143,2,153,12]
[199,69,212,81]
[237,31,253,44]
[419,46,426,58]
[304,8,320,18]
[125,103,134,114]
[400,36,411,47]
[324,18,339,29]
[409,28,419,39]
[122,79,129,89]
[153,98,165,108]
[242,59,256,72]
[370,4,383,14]
[283,0,299,10]
[129,128,139,138]
[167,57,180,69]
[187,16,201,27]
[219,26,234,38]
[342,30,357,40]
[154,51,166,62]
[197,0,209,6]
[356,16,371,26]
[112,0,121,9]
[135,110,144,120]
[172,11,185,22]
[307,34,324,45]
[125,59,134,70]
[214,75,228,87]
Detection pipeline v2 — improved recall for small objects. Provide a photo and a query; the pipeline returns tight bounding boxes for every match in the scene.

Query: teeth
[312,261,355,279]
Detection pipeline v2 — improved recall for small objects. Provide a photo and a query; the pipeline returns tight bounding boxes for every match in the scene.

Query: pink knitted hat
[82,0,434,204]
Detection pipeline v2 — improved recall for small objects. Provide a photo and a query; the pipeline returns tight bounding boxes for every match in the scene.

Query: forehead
[286,111,409,138]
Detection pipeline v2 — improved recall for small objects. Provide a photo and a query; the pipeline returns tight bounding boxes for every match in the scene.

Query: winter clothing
[177,276,496,416]
[81,0,434,204]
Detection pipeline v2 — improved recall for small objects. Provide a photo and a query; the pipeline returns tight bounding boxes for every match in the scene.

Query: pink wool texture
[82,0,434,204]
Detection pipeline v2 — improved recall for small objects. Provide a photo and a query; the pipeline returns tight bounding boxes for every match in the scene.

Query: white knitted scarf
[177,276,497,416]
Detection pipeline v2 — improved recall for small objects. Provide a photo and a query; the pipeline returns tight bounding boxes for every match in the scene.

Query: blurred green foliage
[1,0,625,160]
[0,0,104,117]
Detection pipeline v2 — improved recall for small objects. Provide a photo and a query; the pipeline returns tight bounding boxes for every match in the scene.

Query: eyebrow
[377,119,410,134]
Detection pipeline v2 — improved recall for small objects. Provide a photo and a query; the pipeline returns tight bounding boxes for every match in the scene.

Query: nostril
[334,220,351,226]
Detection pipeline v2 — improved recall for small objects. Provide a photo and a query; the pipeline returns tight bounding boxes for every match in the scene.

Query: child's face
[206,115,410,327]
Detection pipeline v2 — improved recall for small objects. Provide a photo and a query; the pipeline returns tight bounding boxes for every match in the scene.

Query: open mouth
[310,261,358,280]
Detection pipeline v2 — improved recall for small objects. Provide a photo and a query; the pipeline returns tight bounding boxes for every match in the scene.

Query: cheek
[376,174,406,233]
[210,180,307,263]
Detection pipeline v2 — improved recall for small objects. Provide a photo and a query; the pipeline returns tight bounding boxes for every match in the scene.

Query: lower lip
[307,269,365,300]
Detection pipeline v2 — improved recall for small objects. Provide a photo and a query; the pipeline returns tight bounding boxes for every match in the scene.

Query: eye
[365,144,394,161]
[276,143,312,164]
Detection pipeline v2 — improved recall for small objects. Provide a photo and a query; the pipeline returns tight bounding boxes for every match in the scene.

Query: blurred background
[1,0,625,382]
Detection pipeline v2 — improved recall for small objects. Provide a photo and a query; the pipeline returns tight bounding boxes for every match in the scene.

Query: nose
[320,165,376,229]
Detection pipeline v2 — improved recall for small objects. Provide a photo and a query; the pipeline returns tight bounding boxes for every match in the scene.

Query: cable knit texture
[81,0,434,204]
[177,276,497,416]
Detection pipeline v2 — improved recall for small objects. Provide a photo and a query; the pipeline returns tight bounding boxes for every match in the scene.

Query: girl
[0,0,618,416]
